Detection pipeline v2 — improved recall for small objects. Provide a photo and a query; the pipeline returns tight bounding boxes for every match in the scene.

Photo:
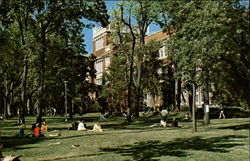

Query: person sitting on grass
[41,119,48,133]
[92,122,103,132]
[160,119,167,127]
[34,123,41,137]
[68,121,78,130]
[77,119,87,131]
[18,123,26,137]
[171,118,179,127]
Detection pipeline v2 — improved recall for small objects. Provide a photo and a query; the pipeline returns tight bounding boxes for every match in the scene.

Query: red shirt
[34,127,41,136]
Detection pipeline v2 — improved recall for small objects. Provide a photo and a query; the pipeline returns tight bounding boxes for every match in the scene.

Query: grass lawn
[0,113,249,161]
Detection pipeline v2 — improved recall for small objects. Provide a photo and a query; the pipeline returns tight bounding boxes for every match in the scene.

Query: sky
[82,1,161,54]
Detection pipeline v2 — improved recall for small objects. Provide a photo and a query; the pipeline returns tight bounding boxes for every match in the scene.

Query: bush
[87,103,101,113]
[180,105,190,112]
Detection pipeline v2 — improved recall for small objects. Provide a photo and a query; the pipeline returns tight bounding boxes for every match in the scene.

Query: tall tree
[111,0,161,118]
[159,1,250,116]
[0,0,109,121]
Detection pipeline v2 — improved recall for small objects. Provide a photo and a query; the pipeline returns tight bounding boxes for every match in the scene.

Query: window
[162,46,166,57]
[158,46,166,58]
[96,78,102,85]
[105,56,110,68]
[95,36,104,51]
[95,59,103,73]
[159,49,162,57]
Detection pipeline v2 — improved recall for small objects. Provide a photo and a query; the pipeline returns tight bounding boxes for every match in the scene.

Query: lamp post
[63,81,68,122]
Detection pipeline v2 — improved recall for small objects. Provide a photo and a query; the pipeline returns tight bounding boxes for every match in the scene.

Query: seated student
[68,121,78,130]
[41,119,48,132]
[161,109,168,122]
[34,123,41,137]
[92,122,103,132]
[172,118,179,127]
[182,113,190,121]
[160,119,167,127]
[77,119,87,131]
[18,123,26,137]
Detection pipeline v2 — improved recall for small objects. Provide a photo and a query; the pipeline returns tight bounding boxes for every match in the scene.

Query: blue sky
[82,1,161,54]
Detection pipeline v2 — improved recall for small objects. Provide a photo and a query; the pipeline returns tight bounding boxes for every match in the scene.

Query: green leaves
[0,0,110,116]
[161,0,249,108]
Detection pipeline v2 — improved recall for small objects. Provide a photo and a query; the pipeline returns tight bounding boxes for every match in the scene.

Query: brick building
[89,25,209,109]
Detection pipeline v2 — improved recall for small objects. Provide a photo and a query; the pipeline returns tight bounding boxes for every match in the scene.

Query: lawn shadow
[0,136,47,150]
[100,135,247,161]
[0,134,65,151]
[217,123,250,130]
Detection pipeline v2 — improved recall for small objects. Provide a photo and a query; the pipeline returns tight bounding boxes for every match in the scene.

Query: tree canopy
[159,0,249,109]
[0,0,109,120]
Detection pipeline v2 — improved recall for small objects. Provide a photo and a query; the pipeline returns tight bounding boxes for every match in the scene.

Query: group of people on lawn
[75,119,103,132]
[18,118,103,137]
[160,109,180,128]
[18,111,175,137]
[19,119,48,137]
[18,106,226,137]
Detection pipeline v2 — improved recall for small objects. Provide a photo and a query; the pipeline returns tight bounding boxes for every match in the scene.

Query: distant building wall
[89,25,212,110]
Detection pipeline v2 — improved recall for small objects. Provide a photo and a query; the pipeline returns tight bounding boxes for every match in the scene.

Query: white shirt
[161,110,168,116]
[77,122,86,131]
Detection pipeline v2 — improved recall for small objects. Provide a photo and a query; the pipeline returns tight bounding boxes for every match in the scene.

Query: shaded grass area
[0,114,249,161]
[100,135,247,161]
[217,123,250,130]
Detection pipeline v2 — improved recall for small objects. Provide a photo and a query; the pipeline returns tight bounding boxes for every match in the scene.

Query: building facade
[90,25,210,109]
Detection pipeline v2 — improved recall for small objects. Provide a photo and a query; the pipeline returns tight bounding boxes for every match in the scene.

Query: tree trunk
[134,53,142,117]
[69,97,73,119]
[71,100,74,116]
[165,65,175,111]
[20,55,28,124]
[3,97,7,119]
[176,79,181,111]
[203,75,210,125]
[127,34,136,122]
[192,83,197,132]
[7,81,13,117]
[188,86,193,116]
[36,26,46,124]
[4,83,8,119]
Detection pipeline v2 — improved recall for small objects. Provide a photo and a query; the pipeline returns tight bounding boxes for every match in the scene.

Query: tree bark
[176,79,181,111]
[7,81,13,117]
[192,83,197,132]
[188,86,193,115]
[20,55,28,124]
[203,73,210,125]
[36,25,46,124]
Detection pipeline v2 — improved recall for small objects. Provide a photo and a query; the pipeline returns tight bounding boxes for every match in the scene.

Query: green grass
[0,113,249,161]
